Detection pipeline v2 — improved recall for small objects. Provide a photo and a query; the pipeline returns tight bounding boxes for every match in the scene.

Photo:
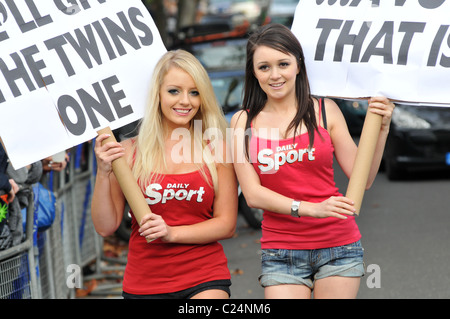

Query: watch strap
[291,200,301,218]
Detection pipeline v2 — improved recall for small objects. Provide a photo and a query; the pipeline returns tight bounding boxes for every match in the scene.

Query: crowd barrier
[0,142,123,299]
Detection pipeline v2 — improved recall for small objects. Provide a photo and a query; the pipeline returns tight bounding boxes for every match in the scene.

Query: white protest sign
[291,0,450,106]
[0,0,167,169]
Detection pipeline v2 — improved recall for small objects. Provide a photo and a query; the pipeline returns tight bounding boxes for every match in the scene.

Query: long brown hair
[242,23,319,153]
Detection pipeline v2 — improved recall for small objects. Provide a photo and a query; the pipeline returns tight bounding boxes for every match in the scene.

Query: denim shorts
[259,240,364,289]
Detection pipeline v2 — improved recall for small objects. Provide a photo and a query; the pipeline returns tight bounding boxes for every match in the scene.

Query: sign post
[345,110,382,215]
[97,127,152,242]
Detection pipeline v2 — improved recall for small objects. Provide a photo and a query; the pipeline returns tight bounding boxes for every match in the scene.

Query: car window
[211,76,244,109]
[190,39,247,70]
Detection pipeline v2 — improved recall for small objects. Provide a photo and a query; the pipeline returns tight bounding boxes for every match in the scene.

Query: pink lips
[270,82,285,89]
[173,108,191,116]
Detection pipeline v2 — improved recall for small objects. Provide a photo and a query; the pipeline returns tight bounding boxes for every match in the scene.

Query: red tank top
[122,169,230,295]
[250,104,361,250]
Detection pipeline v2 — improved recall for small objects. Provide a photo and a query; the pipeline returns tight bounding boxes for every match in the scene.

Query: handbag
[22,183,56,232]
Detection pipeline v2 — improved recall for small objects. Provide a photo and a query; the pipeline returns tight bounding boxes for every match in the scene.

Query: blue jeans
[259,240,365,289]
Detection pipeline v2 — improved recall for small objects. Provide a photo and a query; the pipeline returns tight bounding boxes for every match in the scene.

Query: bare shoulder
[322,98,346,128]
[322,97,341,114]
[208,138,229,164]
[230,110,248,129]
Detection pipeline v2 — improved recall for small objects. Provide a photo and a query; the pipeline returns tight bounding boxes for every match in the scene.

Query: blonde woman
[91,50,238,299]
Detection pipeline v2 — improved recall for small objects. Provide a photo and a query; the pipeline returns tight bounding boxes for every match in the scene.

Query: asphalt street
[222,164,450,299]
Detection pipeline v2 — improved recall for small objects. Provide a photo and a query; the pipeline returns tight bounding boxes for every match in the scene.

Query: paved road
[222,165,450,299]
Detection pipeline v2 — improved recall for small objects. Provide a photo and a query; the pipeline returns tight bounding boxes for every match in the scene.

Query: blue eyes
[168,89,199,96]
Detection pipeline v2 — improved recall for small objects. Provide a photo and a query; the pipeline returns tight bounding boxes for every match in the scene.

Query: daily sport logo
[257,143,316,173]
[145,183,206,204]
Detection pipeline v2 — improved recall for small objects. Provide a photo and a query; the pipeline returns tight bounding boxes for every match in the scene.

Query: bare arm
[230,110,356,219]
[329,97,394,189]
[365,96,394,188]
[91,134,128,237]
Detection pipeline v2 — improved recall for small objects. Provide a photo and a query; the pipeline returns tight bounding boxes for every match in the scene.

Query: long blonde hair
[132,50,228,192]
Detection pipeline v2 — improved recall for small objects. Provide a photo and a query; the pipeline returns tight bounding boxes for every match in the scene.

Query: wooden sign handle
[97,127,153,242]
[345,110,383,215]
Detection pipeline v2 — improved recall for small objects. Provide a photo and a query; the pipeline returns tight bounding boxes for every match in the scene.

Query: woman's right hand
[94,134,125,177]
[309,196,356,219]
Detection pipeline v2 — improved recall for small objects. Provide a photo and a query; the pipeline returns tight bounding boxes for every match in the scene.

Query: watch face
[291,201,300,217]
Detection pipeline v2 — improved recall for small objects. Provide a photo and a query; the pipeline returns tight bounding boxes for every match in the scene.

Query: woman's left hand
[368,96,395,132]
[138,213,172,243]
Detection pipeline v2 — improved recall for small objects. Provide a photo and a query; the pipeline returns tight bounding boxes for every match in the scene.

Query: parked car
[335,99,450,180]
[268,0,299,15]
[207,0,269,25]
[230,0,264,23]
[267,0,298,27]
[334,98,368,136]
[176,13,250,45]
[383,104,450,179]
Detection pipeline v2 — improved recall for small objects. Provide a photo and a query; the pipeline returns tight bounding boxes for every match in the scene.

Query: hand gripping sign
[0,0,166,234]
[291,0,450,214]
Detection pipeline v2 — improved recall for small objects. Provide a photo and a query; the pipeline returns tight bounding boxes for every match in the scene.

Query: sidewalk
[75,235,127,299]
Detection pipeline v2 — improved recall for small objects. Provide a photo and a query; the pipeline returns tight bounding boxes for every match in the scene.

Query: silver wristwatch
[291,200,301,218]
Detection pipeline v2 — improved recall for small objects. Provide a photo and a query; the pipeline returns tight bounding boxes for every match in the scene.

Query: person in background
[0,144,19,204]
[231,24,394,299]
[91,50,238,299]
[7,159,42,246]
[41,152,69,173]
[0,143,19,250]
